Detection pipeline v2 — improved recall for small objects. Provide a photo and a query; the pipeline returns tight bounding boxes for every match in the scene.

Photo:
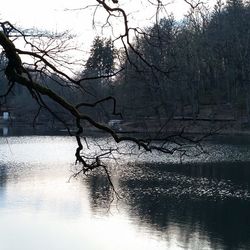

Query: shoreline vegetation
[2,116,250,137]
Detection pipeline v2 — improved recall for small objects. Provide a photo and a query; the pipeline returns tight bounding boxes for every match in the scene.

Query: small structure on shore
[2,111,9,121]
[0,105,13,124]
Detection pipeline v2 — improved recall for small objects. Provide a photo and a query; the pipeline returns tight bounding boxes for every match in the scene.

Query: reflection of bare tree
[84,170,117,212]
[0,165,7,187]
[0,165,8,209]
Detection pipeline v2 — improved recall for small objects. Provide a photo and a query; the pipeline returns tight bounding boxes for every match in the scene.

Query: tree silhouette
[0,1,216,187]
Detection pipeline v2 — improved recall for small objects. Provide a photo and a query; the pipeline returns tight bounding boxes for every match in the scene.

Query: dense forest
[1,0,250,130]
[114,0,250,126]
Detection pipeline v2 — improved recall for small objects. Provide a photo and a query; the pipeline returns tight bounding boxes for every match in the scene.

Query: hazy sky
[0,0,217,37]
[0,0,217,65]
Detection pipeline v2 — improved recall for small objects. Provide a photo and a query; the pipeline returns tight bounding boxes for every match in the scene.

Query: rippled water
[0,135,250,250]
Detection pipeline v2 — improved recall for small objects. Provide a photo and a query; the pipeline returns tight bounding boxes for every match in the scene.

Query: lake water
[0,134,250,250]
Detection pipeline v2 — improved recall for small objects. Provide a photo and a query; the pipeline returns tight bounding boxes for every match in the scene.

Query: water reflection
[138,161,250,185]
[86,173,115,211]
[119,170,250,250]
[0,135,250,250]
[2,127,8,136]
[0,165,7,186]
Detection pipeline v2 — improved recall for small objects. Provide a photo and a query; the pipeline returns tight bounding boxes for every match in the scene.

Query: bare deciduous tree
[0,1,210,189]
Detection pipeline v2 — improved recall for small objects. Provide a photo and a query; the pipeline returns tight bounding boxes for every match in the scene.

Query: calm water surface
[0,134,250,250]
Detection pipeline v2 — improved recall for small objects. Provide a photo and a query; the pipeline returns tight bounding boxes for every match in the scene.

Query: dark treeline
[114,0,250,124]
[2,0,250,129]
[80,0,250,127]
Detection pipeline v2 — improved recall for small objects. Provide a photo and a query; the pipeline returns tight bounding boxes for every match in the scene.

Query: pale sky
[1,0,190,32]
[0,0,217,71]
[0,0,217,41]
